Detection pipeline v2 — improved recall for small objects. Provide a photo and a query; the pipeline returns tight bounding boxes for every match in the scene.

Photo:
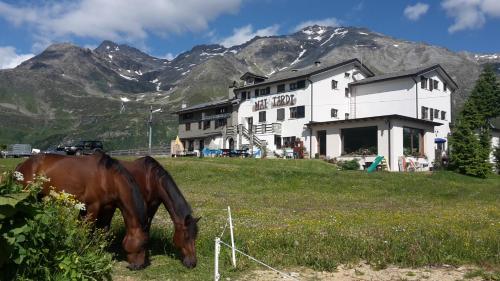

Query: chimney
[228,81,237,99]
[314,61,321,67]
[181,102,187,109]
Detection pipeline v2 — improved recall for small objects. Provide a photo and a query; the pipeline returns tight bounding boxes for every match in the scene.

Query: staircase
[241,126,264,148]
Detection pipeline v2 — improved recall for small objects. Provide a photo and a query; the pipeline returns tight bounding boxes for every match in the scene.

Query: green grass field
[1,157,499,280]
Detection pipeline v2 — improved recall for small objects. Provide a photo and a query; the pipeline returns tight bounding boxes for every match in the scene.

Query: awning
[435,138,447,143]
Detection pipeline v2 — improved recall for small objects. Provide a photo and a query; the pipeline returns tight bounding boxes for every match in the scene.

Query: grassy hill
[1,158,498,280]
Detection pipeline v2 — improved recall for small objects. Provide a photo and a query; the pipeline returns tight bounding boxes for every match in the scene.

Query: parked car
[43,146,67,155]
[2,144,32,158]
[63,140,104,155]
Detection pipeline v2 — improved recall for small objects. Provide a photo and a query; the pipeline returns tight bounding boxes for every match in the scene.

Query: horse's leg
[96,205,116,231]
[145,203,160,234]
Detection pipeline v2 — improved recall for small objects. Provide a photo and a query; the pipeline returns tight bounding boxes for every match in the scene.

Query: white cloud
[163,53,177,60]
[0,46,34,69]
[442,0,500,33]
[293,17,342,32]
[0,0,242,45]
[220,24,280,48]
[404,3,430,21]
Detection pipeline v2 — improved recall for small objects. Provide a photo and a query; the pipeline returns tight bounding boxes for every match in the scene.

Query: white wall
[351,70,452,149]
[235,62,366,154]
[490,130,500,166]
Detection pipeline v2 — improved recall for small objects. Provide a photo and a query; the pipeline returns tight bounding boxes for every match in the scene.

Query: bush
[338,159,360,170]
[0,171,114,281]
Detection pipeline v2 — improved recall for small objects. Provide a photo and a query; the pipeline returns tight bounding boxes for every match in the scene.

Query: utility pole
[148,105,162,154]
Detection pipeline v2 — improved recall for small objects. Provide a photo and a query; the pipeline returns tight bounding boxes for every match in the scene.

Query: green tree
[450,67,499,178]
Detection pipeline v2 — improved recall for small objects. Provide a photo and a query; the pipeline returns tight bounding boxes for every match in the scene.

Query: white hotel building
[176,58,458,171]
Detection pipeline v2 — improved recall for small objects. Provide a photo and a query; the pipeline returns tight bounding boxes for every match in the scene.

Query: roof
[349,64,459,90]
[175,99,232,114]
[240,72,268,81]
[235,58,375,91]
[307,114,443,127]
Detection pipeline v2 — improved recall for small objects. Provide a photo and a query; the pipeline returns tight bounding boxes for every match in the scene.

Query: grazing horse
[15,153,149,270]
[98,156,199,268]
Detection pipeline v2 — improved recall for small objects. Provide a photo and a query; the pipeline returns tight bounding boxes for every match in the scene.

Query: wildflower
[74,202,86,211]
[13,171,24,181]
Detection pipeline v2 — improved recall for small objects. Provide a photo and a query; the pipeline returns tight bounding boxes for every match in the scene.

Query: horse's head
[173,214,200,268]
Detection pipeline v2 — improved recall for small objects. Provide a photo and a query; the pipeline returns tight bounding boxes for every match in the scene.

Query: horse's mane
[95,152,146,227]
[142,156,193,221]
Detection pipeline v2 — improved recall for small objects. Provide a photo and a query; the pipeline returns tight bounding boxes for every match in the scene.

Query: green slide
[367,155,384,173]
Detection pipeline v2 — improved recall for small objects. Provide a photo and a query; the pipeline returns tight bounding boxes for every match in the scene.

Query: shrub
[338,159,360,170]
[0,171,114,281]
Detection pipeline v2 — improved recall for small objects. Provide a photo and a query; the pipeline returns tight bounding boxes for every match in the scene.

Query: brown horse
[15,153,149,270]
[98,156,199,268]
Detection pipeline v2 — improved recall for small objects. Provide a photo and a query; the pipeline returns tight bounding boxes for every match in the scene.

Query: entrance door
[247,117,253,132]
[228,138,234,150]
[317,130,326,156]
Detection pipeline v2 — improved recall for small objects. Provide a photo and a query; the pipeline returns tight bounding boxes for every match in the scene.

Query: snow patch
[393,44,399,48]
[358,32,369,35]
[108,54,113,60]
[290,47,307,66]
[115,46,119,51]
[181,70,191,76]
[120,97,130,102]
[106,46,110,50]
[230,49,238,54]
[151,78,159,83]
[313,35,323,41]
[127,69,131,73]
[134,70,143,75]
[156,82,161,91]
[119,74,138,81]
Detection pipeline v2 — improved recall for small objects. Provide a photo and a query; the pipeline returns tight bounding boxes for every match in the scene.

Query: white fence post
[228,206,237,268]
[214,237,221,281]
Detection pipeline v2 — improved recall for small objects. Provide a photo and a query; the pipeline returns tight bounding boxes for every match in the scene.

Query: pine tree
[450,67,499,178]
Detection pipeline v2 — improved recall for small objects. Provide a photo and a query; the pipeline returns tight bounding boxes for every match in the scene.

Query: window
[421,106,428,119]
[182,113,193,120]
[198,121,202,130]
[345,88,349,97]
[441,111,446,120]
[255,89,259,97]
[434,109,439,119]
[421,77,427,89]
[403,127,423,156]
[259,87,270,96]
[331,79,338,89]
[430,108,434,120]
[185,123,191,131]
[429,79,434,91]
[241,91,247,101]
[433,80,439,90]
[203,120,211,130]
[282,136,296,148]
[277,108,285,121]
[215,118,227,128]
[344,72,350,78]
[216,107,227,114]
[277,84,285,93]
[345,113,349,119]
[341,127,377,155]
[259,111,266,122]
[444,83,448,92]
[290,80,306,90]
[290,106,305,118]
[331,108,338,118]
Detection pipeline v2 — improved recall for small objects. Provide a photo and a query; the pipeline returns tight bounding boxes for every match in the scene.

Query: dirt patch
[237,262,483,281]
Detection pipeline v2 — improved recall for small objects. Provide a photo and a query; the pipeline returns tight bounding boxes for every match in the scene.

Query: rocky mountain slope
[0,25,498,149]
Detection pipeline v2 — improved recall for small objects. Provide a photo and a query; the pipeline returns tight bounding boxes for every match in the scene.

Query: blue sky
[0,0,499,68]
